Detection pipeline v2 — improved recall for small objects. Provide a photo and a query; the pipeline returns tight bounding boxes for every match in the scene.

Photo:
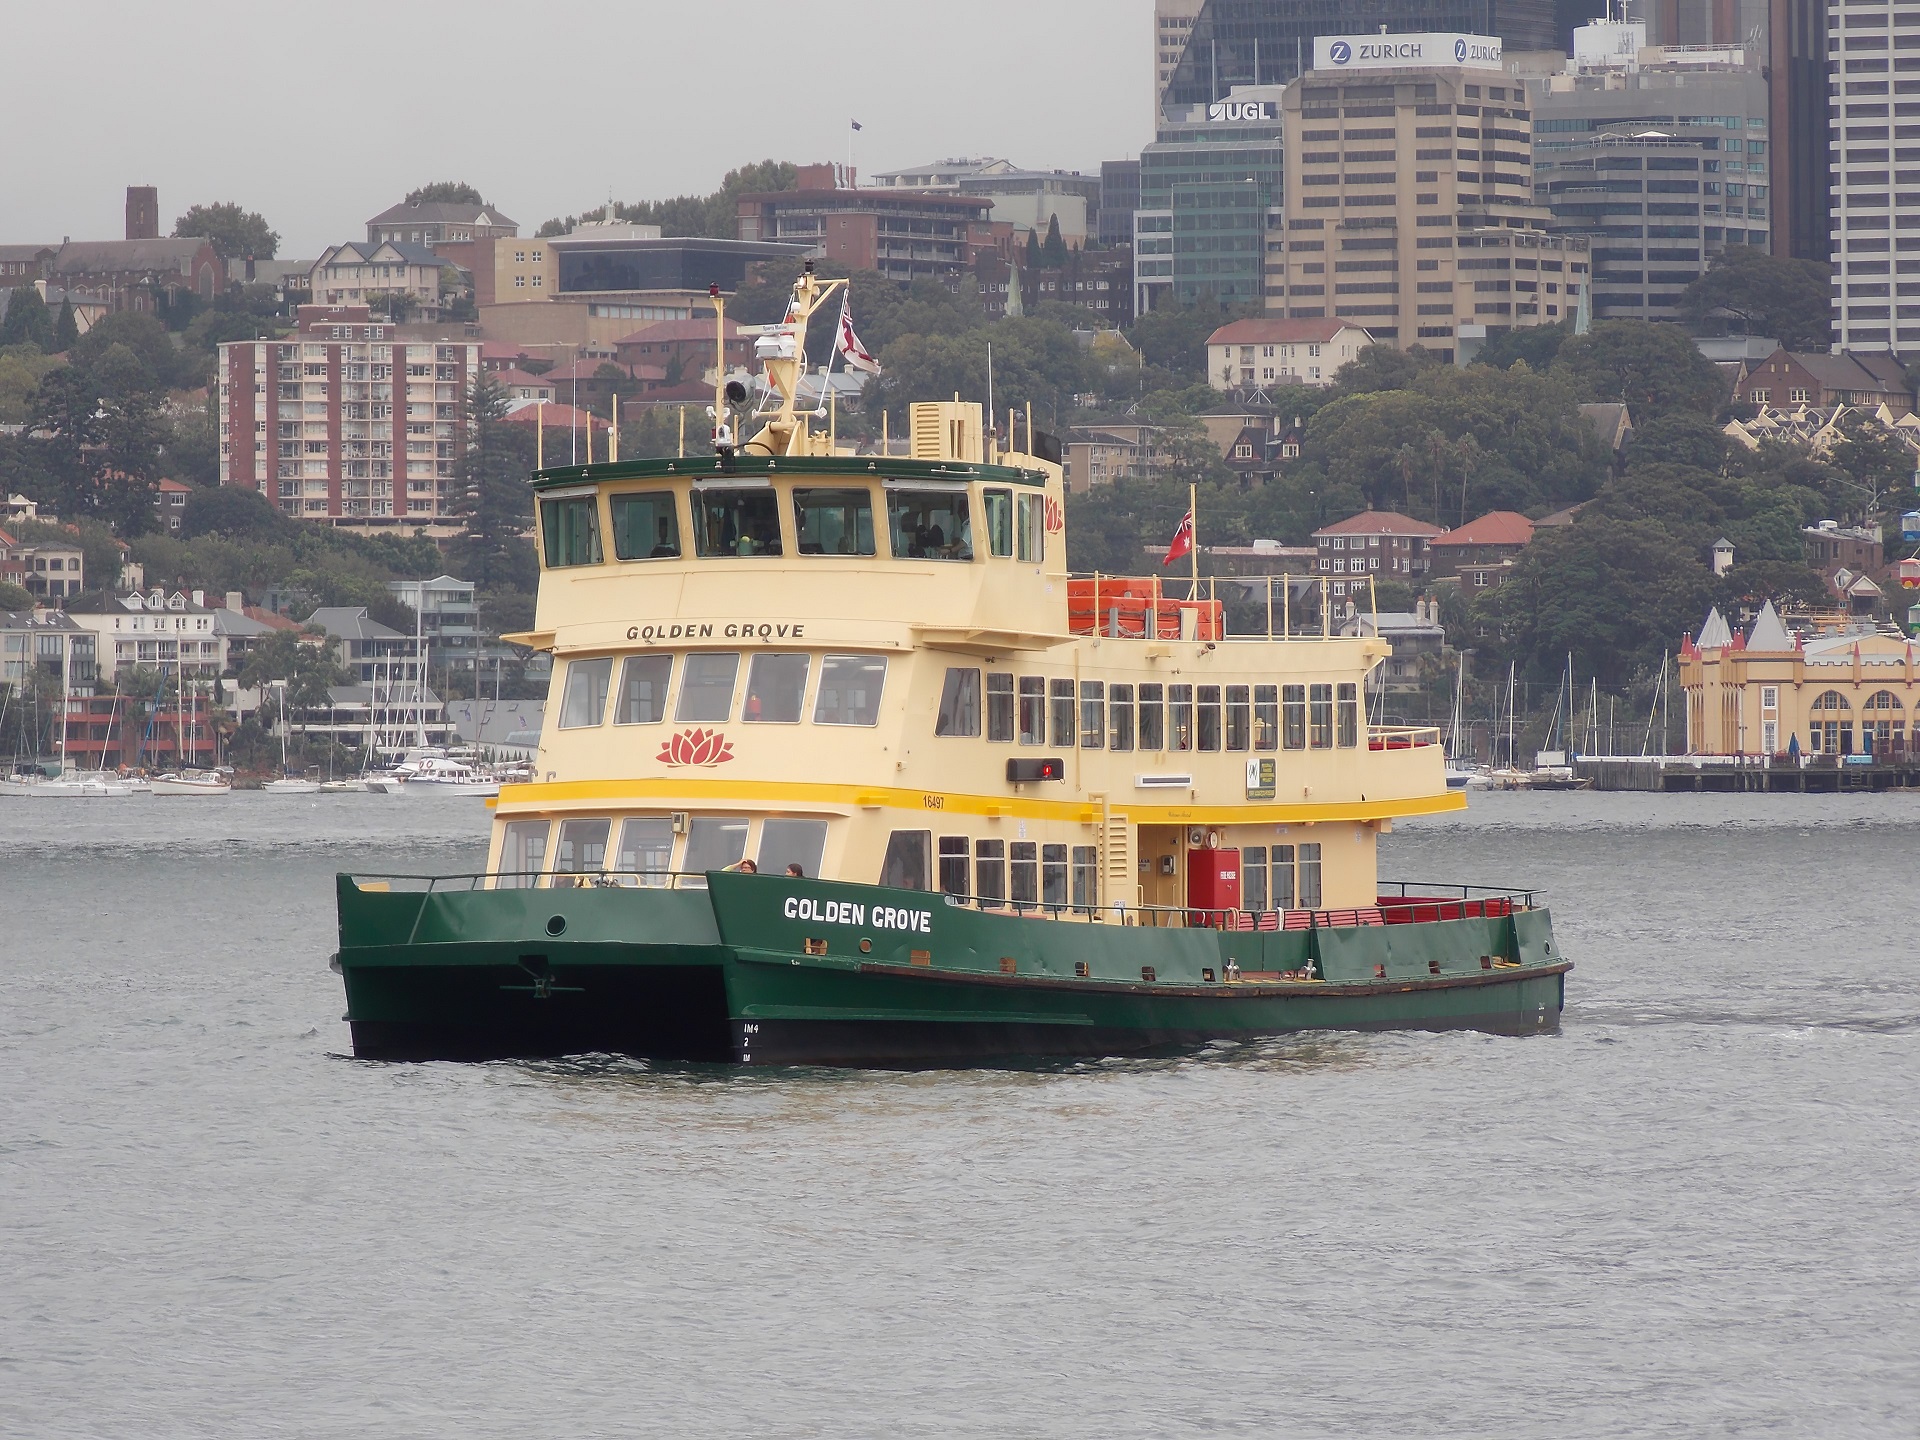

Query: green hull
[335,872,1569,1067]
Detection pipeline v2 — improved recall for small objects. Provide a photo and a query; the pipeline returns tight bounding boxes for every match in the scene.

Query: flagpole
[1189,482,1198,600]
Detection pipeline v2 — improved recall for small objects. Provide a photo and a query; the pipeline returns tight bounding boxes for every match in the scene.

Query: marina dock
[1575,754,1920,793]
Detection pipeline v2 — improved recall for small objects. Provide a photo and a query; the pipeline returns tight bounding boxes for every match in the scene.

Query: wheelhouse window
[1169,684,1195,752]
[610,491,680,559]
[881,830,931,890]
[675,652,740,722]
[1041,843,1068,906]
[758,818,828,878]
[614,817,673,886]
[682,817,749,882]
[1282,684,1306,749]
[1070,846,1098,910]
[1337,682,1359,747]
[1297,842,1323,908]
[1050,679,1076,748]
[1018,676,1046,745]
[1080,681,1105,749]
[1226,685,1250,751]
[936,667,982,736]
[1138,683,1165,751]
[540,494,602,568]
[614,654,671,725]
[983,487,1014,557]
[986,672,1014,741]
[793,487,876,556]
[974,838,1006,905]
[498,819,549,888]
[1310,684,1334,749]
[1010,841,1039,907]
[692,486,782,556]
[1197,685,1222,751]
[888,488,972,560]
[938,835,970,895]
[1016,493,1045,562]
[1108,683,1135,751]
[1254,685,1279,750]
[551,818,610,884]
[815,655,887,725]
[558,657,613,728]
[743,653,809,723]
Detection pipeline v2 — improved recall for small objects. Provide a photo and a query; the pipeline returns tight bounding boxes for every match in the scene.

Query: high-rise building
[218,305,477,526]
[1098,160,1143,245]
[1155,0,1206,117]
[1275,35,1589,360]
[1532,28,1772,325]
[1826,0,1920,351]
[1159,0,1561,111]
[1133,96,1286,313]
[1769,0,1831,264]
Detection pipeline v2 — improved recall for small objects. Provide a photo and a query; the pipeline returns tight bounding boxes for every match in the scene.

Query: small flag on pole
[850,119,863,131]
[836,294,881,374]
[1162,510,1194,568]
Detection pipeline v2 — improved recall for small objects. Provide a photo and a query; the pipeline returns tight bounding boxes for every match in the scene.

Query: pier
[1575,754,1920,793]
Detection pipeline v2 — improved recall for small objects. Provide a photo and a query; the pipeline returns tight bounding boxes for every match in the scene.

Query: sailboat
[1528,654,1591,791]
[1442,651,1489,790]
[263,680,321,793]
[1489,661,1531,789]
[150,676,230,796]
[4,637,131,797]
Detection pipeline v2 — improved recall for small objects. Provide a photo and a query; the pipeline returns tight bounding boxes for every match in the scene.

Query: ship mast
[738,263,847,458]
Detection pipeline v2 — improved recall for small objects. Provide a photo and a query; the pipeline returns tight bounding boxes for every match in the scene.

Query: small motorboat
[149,770,233,797]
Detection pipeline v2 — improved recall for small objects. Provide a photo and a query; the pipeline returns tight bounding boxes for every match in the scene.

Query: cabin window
[1010,841,1039,907]
[682,817,749,881]
[975,838,1006,906]
[1337,682,1359,747]
[1108,683,1135,751]
[1070,846,1098,910]
[983,487,1014,557]
[938,835,970,896]
[551,818,610,884]
[1297,842,1323,908]
[1042,843,1069,907]
[1226,686,1251,751]
[1254,685,1278,751]
[1018,676,1046,745]
[692,486,783,556]
[758,818,828,878]
[1282,685,1306,749]
[1080,681,1105,750]
[936,667,982,736]
[1309,684,1334,749]
[793,487,876,556]
[1169,684,1195,752]
[880,830,931,890]
[614,817,673,886]
[888,489,972,559]
[558,657,613,728]
[1197,685,1222,750]
[986,672,1014,741]
[815,655,887,726]
[1016,493,1045,563]
[1243,846,1267,911]
[540,495,602,567]
[610,491,680,559]
[1050,678,1076,748]
[614,654,671,725]
[675,652,740,722]
[743,653,809,723]
[1272,844,1296,910]
[1138,683,1165,750]
[498,820,549,888]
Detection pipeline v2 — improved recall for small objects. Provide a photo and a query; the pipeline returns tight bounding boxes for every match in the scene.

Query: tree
[1040,214,1069,268]
[1825,411,1913,524]
[238,626,347,715]
[449,374,539,592]
[405,181,487,207]
[1552,320,1726,424]
[1624,412,1732,473]
[179,484,290,541]
[1473,320,1572,374]
[0,579,32,611]
[72,311,178,389]
[539,160,798,241]
[52,298,78,352]
[1126,299,1257,380]
[1332,343,1436,396]
[1680,246,1833,351]
[0,286,53,351]
[173,203,279,261]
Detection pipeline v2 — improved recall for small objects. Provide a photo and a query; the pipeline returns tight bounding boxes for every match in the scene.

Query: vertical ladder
[1103,812,1134,913]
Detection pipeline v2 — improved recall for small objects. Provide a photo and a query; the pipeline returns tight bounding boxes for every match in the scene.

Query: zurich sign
[1454,38,1468,61]
[1329,40,1352,64]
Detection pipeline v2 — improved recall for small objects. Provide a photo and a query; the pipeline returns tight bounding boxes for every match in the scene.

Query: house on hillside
[1427,510,1535,594]
[1204,318,1373,392]
[1732,349,1914,417]
[1311,510,1444,604]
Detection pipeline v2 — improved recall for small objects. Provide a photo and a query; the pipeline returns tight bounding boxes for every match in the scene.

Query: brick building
[1732,349,1913,417]
[1312,509,1444,603]
[736,166,1012,283]
[1426,509,1534,593]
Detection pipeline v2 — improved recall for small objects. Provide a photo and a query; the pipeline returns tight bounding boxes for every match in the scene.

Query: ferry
[333,268,1569,1066]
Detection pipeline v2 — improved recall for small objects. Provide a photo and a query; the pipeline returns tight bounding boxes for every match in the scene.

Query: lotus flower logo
[658,727,734,767]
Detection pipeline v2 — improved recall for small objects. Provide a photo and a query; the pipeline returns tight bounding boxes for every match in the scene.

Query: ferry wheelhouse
[334,269,1567,1065]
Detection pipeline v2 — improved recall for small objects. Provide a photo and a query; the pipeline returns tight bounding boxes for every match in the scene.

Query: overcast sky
[7,0,1151,258]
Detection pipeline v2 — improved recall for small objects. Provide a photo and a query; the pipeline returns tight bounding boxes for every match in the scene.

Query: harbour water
[3,792,1916,1438]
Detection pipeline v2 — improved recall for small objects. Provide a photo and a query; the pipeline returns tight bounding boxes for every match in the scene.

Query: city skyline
[4,0,1152,257]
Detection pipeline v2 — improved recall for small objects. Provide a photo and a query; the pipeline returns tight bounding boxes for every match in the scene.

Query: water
[3,791,1917,1438]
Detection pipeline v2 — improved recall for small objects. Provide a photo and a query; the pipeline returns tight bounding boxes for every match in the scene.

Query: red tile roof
[1429,510,1534,548]
[1313,510,1444,539]
[499,402,609,431]
[1207,318,1372,347]
[491,368,554,388]
[616,319,744,346]
[156,477,194,494]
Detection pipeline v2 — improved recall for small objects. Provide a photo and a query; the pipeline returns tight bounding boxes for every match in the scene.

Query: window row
[558,652,887,729]
[541,483,1048,568]
[497,814,828,887]
[877,830,1101,911]
[934,669,1361,752]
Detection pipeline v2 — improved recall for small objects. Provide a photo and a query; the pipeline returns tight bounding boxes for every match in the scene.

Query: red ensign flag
[1162,510,1194,567]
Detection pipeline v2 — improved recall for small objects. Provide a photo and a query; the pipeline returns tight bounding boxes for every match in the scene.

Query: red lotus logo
[1045,496,1064,533]
[658,727,734,767]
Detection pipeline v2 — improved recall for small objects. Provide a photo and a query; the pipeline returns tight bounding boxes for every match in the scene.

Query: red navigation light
[1006,758,1065,783]
[708,283,720,298]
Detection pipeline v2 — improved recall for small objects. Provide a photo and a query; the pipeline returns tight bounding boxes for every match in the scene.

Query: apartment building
[1134,95,1285,312]
[309,242,449,320]
[1275,36,1589,360]
[736,167,1007,283]
[217,305,477,526]
[1312,509,1445,604]
[1204,316,1374,389]
[1828,0,1920,350]
[386,575,481,668]
[366,199,518,249]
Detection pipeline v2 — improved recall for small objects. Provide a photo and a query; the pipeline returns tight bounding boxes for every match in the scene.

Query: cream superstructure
[487,272,1461,916]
